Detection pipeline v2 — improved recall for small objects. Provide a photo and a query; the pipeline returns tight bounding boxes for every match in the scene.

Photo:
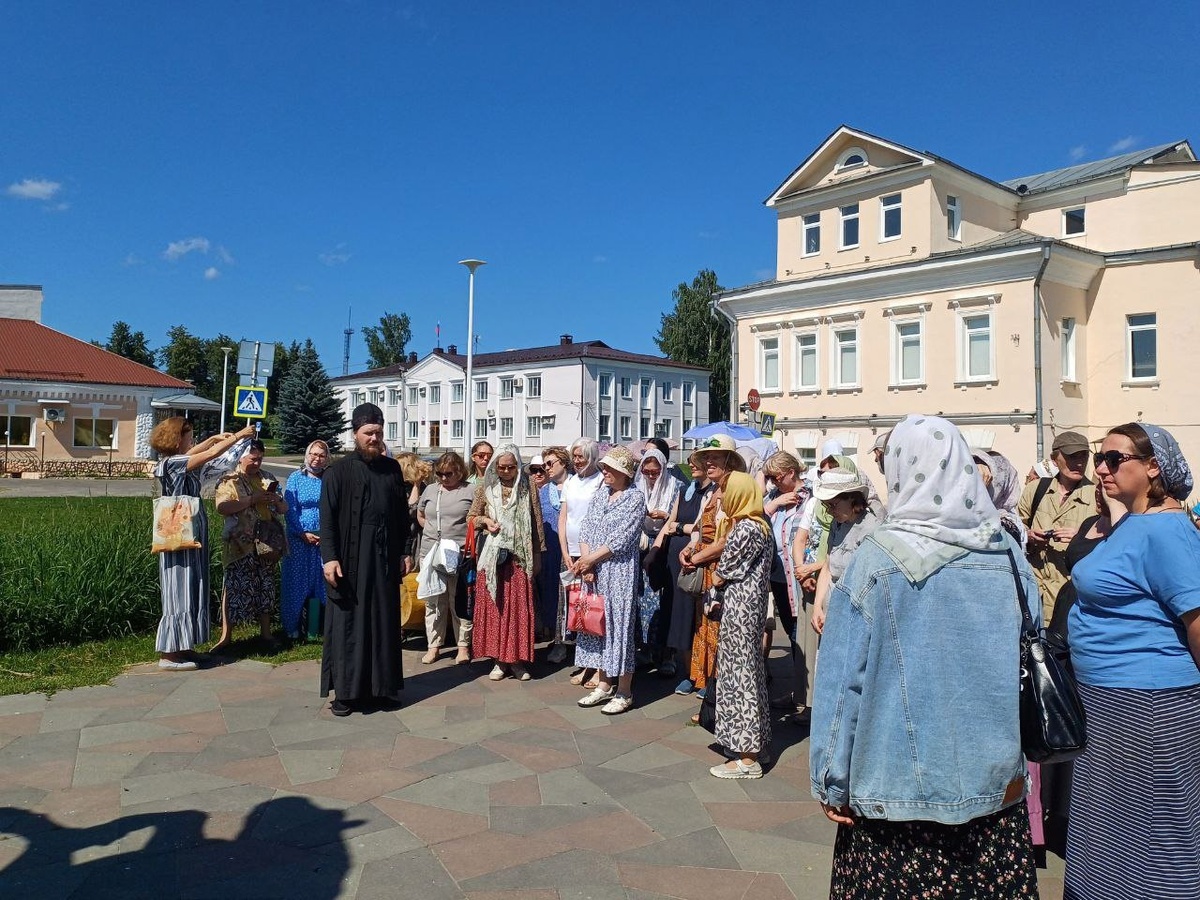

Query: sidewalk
[0,645,1064,899]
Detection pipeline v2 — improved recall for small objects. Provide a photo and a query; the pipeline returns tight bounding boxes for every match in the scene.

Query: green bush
[0,498,224,652]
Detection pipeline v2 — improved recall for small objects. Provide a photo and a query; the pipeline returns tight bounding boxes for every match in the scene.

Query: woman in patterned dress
[469,445,545,681]
[281,440,329,639]
[709,471,774,779]
[149,418,255,670]
[573,446,645,715]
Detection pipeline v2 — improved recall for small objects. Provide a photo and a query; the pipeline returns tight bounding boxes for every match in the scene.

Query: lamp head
[458,259,487,273]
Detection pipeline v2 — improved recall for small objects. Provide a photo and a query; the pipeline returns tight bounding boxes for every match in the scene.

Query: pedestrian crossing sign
[234,385,269,419]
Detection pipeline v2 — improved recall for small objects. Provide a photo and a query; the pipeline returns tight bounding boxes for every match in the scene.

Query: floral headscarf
[477,444,535,599]
[718,471,770,540]
[1140,423,1194,500]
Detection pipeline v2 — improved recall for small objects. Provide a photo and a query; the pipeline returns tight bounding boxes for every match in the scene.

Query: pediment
[408,354,464,382]
[766,126,933,206]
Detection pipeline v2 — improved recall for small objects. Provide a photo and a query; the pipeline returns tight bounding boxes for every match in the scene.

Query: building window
[833,328,859,388]
[836,147,868,172]
[452,419,464,439]
[840,203,860,249]
[526,375,541,398]
[500,417,513,438]
[407,385,419,405]
[474,380,488,401]
[658,419,673,439]
[1127,313,1157,380]
[619,416,632,440]
[683,382,694,404]
[1,414,33,447]
[500,377,514,399]
[947,195,962,241]
[796,446,817,470]
[880,193,902,241]
[73,418,116,449]
[406,421,418,440]
[959,313,994,380]
[759,337,780,391]
[599,414,611,439]
[660,380,672,401]
[388,389,401,406]
[1063,207,1086,237]
[619,377,632,400]
[386,421,398,441]
[639,378,652,406]
[682,417,693,437]
[803,213,821,256]
[452,382,464,403]
[893,321,924,384]
[1061,317,1077,381]
[350,390,363,406]
[640,416,651,439]
[475,417,489,436]
[526,416,541,437]
[795,332,818,389]
[599,373,613,398]
[430,384,442,404]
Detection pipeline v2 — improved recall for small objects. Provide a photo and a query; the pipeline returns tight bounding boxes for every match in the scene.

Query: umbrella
[683,421,762,441]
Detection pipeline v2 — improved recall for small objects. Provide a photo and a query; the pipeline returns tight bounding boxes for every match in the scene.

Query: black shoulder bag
[1006,549,1087,764]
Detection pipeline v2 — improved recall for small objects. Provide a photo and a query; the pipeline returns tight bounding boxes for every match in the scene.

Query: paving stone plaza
[0,645,1065,899]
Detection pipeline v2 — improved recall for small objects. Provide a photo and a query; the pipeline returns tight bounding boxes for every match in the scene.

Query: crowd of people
[148,404,1200,899]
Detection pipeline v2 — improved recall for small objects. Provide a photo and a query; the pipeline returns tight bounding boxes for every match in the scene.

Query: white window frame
[1060,317,1077,382]
[835,146,868,172]
[406,421,419,441]
[1,413,34,448]
[619,415,632,440]
[802,213,821,257]
[839,203,860,250]
[349,390,363,406]
[658,419,673,439]
[451,419,464,440]
[474,379,488,401]
[368,388,380,404]
[599,373,613,398]
[759,336,780,392]
[526,375,541,398]
[890,318,925,386]
[1063,207,1086,237]
[451,381,464,404]
[619,377,632,400]
[640,415,652,439]
[500,417,513,438]
[956,310,996,382]
[499,377,514,399]
[407,385,419,405]
[386,421,398,441]
[1126,313,1157,381]
[598,413,611,440]
[947,194,962,241]
[830,326,860,390]
[682,381,694,404]
[475,417,489,436]
[660,380,672,402]
[639,378,652,407]
[793,330,819,391]
[879,193,902,242]
[429,384,441,404]
[526,416,541,438]
[73,417,117,450]
[387,388,401,406]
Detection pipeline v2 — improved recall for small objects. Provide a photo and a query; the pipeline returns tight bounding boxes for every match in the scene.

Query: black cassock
[319,451,410,700]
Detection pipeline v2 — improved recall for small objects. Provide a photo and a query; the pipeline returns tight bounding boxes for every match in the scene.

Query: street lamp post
[458,259,486,458]
[219,346,234,433]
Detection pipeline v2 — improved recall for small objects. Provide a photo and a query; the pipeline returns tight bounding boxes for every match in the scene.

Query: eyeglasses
[495,464,517,473]
[528,467,545,475]
[436,471,455,478]
[1093,451,1148,471]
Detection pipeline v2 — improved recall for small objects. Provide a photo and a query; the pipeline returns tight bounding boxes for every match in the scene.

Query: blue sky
[3,1,1198,375]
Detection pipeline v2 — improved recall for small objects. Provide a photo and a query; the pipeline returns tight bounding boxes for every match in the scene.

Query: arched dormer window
[836,147,869,173]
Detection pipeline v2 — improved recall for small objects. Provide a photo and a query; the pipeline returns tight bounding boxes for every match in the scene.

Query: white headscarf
[635,447,679,515]
[872,415,1005,583]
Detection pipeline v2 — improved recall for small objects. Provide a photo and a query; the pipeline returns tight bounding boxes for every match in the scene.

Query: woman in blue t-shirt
[1065,423,1200,900]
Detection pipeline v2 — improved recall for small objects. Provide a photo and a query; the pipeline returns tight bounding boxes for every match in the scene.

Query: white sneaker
[488,664,509,681]
[510,664,532,682]
[600,693,633,715]
[158,658,198,671]
[578,686,615,708]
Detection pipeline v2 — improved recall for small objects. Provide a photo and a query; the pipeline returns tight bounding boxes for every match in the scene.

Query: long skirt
[831,801,1039,899]
[573,589,637,677]
[281,541,325,636]
[689,598,719,685]
[471,560,535,665]
[223,555,277,626]
[1064,682,1200,900]
[714,588,770,756]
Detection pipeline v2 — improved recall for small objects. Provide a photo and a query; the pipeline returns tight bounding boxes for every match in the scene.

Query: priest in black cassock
[319,403,411,715]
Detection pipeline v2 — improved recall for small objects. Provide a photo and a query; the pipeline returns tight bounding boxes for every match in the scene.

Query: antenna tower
[342,306,354,376]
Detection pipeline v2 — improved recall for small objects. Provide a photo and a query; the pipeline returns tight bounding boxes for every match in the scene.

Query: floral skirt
[223,554,277,626]
[830,801,1039,899]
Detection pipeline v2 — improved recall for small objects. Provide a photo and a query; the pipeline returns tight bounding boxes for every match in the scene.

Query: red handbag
[567,583,606,637]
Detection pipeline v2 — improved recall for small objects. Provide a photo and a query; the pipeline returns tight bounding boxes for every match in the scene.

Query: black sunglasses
[528,466,545,475]
[1093,451,1148,471]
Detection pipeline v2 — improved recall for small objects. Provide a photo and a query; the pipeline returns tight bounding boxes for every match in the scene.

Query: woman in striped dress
[1065,423,1200,899]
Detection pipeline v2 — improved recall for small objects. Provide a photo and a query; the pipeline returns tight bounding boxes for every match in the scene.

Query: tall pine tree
[654,269,730,422]
[275,340,346,453]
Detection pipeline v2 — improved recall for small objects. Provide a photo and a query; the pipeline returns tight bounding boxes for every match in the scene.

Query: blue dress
[573,485,644,677]
[282,469,326,636]
[538,481,565,630]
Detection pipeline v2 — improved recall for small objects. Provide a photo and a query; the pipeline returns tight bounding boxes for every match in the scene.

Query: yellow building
[716,126,1200,472]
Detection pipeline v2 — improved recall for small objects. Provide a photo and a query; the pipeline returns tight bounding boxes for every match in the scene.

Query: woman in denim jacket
[810,415,1041,898]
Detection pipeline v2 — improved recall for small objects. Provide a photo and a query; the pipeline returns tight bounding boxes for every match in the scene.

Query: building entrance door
[428,422,441,449]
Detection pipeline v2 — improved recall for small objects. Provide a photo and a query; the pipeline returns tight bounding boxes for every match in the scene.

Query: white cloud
[1068,145,1087,162]
[122,253,143,267]
[593,254,608,264]
[1109,135,1139,153]
[319,243,351,266]
[7,178,62,201]
[216,245,235,265]
[203,267,220,280]
[163,236,211,261]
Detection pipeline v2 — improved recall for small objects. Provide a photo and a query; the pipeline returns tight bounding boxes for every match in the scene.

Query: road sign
[234,385,269,420]
[759,411,777,436]
[747,389,761,412]
[236,340,277,381]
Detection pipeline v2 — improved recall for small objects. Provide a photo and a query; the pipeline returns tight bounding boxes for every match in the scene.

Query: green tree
[159,325,211,392]
[361,312,412,369]
[654,269,730,421]
[275,340,346,453]
[101,321,156,368]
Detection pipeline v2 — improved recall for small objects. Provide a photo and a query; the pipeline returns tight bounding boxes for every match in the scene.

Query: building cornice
[771,163,932,216]
[1015,173,1126,211]
[1104,242,1200,267]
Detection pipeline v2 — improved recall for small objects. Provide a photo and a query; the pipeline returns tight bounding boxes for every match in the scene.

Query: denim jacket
[809,532,1040,825]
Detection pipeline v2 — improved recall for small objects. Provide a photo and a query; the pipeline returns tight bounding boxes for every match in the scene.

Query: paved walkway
[0,645,1064,899]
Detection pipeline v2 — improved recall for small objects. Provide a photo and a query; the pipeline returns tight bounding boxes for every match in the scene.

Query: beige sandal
[569,668,593,686]
[421,648,440,665]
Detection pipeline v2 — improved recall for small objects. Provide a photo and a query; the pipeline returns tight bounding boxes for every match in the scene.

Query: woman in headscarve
[708,471,774,779]
[634,446,680,660]
[973,449,1026,547]
[281,440,330,639]
[1064,423,1200,900]
[554,437,605,682]
[810,415,1040,898]
[469,444,546,682]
